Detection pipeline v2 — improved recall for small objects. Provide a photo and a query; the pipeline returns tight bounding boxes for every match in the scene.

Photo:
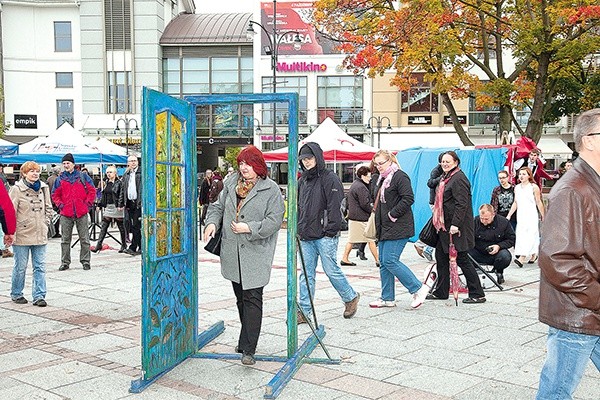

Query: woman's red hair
[237,145,268,178]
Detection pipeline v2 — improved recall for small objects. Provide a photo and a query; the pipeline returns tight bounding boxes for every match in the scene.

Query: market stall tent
[0,138,19,156]
[263,117,379,162]
[0,123,128,164]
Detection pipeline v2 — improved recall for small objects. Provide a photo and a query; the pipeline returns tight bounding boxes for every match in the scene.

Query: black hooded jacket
[297,142,344,240]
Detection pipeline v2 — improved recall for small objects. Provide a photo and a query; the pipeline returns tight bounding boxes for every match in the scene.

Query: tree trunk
[525,51,552,143]
[498,105,512,135]
[441,92,473,146]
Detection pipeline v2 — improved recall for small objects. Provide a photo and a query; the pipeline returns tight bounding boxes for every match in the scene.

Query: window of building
[54,22,72,52]
[163,55,254,139]
[468,96,499,126]
[261,76,308,125]
[56,72,73,88]
[401,73,438,113]
[57,100,74,127]
[104,0,131,50]
[196,104,254,139]
[108,71,132,114]
[317,76,363,124]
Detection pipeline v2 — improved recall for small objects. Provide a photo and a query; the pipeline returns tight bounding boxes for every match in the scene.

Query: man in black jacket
[297,142,360,323]
[119,155,142,255]
[468,204,515,284]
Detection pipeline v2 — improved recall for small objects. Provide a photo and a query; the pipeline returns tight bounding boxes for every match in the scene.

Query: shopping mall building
[1,0,574,175]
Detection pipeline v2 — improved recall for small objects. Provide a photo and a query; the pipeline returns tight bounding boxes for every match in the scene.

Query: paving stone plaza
[0,231,598,399]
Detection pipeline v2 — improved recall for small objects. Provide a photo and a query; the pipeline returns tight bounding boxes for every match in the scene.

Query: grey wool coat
[205,173,285,290]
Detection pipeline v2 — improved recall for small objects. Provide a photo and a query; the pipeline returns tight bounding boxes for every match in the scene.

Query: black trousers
[126,201,142,252]
[232,281,263,355]
[432,242,485,299]
[468,248,512,273]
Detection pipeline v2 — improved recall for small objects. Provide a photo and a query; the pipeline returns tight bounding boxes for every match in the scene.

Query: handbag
[418,217,438,248]
[204,225,222,256]
[363,187,382,240]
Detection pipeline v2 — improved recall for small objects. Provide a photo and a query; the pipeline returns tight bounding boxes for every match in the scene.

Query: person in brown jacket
[536,108,600,399]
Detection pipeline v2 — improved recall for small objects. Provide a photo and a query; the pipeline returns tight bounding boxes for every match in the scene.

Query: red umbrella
[449,234,460,306]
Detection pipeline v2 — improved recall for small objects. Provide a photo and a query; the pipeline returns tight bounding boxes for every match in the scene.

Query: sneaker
[241,352,256,365]
[369,298,396,308]
[411,284,430,309]
[33,299,47,307]
[58,265,70,271]
[12,297,28,304]
[343,293,360,318]
[423,246,434,262]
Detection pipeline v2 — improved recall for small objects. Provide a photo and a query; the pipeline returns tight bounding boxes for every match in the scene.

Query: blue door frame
[131,89,339,398]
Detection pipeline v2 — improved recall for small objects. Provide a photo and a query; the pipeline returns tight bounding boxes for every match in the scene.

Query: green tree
[223,147,242,172]
[313,0,600,144]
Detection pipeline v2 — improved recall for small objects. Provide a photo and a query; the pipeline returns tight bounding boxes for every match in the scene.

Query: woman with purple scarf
[368,150,430,309]
[428,151,486,304]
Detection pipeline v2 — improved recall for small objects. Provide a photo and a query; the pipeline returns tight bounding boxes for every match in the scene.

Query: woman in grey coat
[203,146,284,366]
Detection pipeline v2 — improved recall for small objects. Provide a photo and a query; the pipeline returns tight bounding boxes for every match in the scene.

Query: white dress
[514,183,540,256]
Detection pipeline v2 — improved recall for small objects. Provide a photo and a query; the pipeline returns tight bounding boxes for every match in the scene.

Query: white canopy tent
[263,117,379,163]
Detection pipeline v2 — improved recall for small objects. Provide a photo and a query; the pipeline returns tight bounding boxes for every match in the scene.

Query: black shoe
[118,247,126,253]
[12,297,28,304]
[340,260,356,266]
[357,250,367,260]
[514,258,523,268]
[58,265,70,271]
[496,273,505,284]
[234,346,243,354]
[33,299,47,307]
[241,352,255,365]
[83,264,91,270]
[91,245,102,253]
[426,293,448,300]
[462,297,487,304]
[123,249,136,255]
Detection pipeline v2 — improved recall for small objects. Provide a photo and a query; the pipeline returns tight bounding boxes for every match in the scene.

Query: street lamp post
[247,0,301,151]
[116,116,139,155]
[366,116,392,148]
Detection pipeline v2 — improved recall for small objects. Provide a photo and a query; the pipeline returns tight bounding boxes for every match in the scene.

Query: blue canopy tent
[0,138,19,156]
[394,146,508,242]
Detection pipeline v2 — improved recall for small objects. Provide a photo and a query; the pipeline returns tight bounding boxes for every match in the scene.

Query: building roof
[160,13,252,46]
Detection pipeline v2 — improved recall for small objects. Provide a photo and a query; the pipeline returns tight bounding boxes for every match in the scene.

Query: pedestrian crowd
[2,110,598,398]
[2,153,143,309]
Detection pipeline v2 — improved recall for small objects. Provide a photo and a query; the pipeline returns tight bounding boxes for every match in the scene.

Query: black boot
[116,219,127,253]
[93,219,110,253]
[356,250,367,260]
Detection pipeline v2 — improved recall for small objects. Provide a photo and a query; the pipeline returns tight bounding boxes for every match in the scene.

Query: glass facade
[163,56,253,139]
[400,73,439,113]
[261,76,308,125]
[317,76,363,124]
[108,71,132,114]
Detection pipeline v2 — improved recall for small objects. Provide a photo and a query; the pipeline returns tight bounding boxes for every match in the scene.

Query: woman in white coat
[203,146,284,366]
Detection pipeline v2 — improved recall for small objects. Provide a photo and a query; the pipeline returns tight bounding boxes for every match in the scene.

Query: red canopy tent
[262,117,378,162]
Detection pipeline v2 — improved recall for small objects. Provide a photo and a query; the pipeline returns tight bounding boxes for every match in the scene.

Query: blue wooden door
[140,88,197,382]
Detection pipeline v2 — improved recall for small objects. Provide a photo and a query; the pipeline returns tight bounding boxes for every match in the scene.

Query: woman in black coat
[368,150,430,309]
[340,165,379,266]
[429,151,485,303]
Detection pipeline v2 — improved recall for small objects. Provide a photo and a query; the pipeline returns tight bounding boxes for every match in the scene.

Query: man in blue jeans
[297,142,359,324]
[536,108,600,399]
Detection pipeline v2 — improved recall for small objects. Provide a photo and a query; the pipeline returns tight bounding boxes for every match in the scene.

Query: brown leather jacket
[538,158,600,335]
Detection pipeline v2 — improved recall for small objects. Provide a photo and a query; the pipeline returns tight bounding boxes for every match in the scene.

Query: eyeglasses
[587,132,600,137]
[374,159,390,166]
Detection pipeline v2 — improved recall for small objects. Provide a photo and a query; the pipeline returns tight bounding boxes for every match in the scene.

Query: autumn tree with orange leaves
[313,0,600,144]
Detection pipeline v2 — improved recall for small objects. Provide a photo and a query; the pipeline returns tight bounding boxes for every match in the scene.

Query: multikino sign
[276,61,327,73]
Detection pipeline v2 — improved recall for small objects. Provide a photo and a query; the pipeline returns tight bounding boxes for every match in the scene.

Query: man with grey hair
[536,108,600,399]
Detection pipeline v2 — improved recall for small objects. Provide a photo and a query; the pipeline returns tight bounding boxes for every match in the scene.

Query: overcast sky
[195,0,253,13]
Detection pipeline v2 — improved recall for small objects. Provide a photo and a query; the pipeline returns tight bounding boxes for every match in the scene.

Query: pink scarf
[432,167,460,231]
[377,162,399,203]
